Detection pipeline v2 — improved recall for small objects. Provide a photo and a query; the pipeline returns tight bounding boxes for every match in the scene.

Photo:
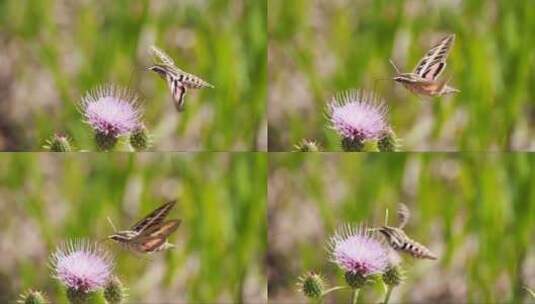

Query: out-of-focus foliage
[268,153,535,303]
[0,0,267,151]
[0,153,267,303]
[268,0,535,151]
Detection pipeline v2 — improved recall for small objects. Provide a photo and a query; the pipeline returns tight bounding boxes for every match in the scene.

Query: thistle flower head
[328,224,389,277]
[328,90,389,143]
[79,85,142,138]
[297,272,325,298]
[50,239,113,293]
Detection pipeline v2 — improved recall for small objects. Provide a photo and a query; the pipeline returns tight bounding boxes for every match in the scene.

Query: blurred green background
[0,153,266,303]
[268,0,535,151]
[0,0,267,151]
[268,153,535,303]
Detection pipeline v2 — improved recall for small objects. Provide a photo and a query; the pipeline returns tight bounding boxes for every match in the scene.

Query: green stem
[383,286,393,304]
[321,286,349,297]
[351,288,360,304]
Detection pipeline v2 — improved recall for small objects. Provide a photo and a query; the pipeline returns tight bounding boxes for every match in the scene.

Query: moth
[391,34,459,97]
[108,200,181,253]
[147,45,214,112]
[374,203,437,260]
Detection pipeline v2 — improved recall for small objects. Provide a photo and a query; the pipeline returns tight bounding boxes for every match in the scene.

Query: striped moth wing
[130,200,177,234]
[413,34,455,81]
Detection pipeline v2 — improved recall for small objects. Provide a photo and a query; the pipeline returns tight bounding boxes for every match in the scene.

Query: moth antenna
[389,59,401,74]
[384,208,389,226]
[107,216,118,232]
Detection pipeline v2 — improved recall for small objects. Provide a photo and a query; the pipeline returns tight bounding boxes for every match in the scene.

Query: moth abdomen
[378,226,437,260]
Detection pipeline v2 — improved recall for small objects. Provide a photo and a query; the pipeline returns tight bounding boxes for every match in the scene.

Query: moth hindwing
[108,200,181,253]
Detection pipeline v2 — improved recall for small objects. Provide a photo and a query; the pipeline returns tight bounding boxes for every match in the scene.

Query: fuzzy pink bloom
[79,85,142,137]
[50,239,113,292]
[328,90,389,141]
[329,224,389,276]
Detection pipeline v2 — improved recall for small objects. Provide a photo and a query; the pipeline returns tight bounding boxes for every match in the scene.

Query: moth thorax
[378,226,406,248]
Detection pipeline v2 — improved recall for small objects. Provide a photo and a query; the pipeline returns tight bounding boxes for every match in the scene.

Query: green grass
[0,0,267,151]
[0,153,267,303]
[268,153,535,303]
[268,0,535,151]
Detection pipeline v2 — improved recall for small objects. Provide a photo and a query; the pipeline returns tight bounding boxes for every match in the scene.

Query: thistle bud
[382,265,404,287]
[294,139,320,152]
[297,272,325,298]
[44,134,72,152]
[104,276,127,304]
[378,129,400,152]
[17,290,48,304]
[129,125,151,151]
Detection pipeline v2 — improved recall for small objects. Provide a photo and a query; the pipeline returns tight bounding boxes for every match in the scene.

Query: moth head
[108,233,129,242]
[392,74,414,84]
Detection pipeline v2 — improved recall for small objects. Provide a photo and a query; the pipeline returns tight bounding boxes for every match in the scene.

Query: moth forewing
[130,200,177,233]
[413,34,455,78]
[150,45,176,67]
[133,220,181,253]
[141,219,181,239]
[138,237,168,253]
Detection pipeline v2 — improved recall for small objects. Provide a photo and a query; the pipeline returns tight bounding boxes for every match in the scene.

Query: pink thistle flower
[78,85,142,138]
[328,224,389,276]
[50,239,113,293]
[327,89,389,143]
